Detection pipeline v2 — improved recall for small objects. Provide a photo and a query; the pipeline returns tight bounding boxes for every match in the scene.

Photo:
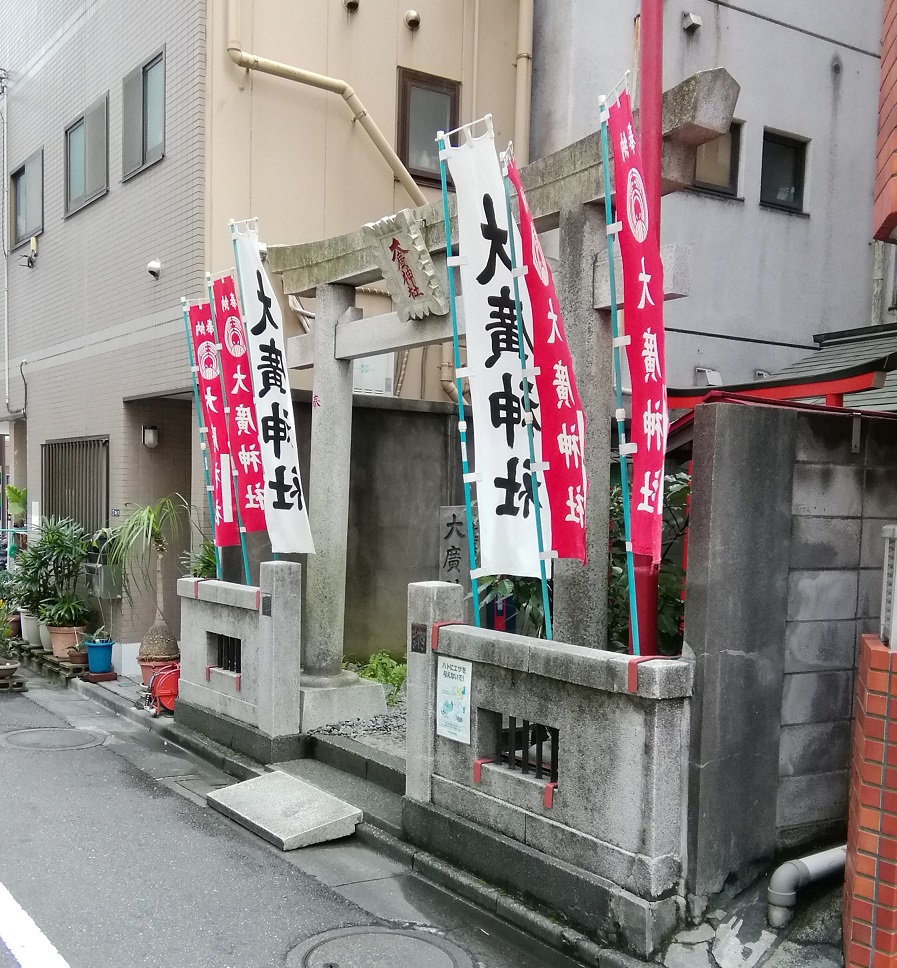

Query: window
[65,95,108,214]
[693,123,741,196]
[760,131,807,212]
[122,51,165,179]
[10,150,43,247]
[397,68,460,186]
[42,437,109,533]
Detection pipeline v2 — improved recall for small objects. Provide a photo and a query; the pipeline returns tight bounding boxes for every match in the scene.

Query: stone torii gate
[267,68,739,730]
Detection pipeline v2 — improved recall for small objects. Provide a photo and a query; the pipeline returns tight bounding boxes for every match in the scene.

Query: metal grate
[493,716,559,784]
[881,525,897,645]
[216,634,241,673]
[41,437,109,533]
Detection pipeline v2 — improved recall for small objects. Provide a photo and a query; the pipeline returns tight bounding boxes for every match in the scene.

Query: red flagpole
[633,0,664,656]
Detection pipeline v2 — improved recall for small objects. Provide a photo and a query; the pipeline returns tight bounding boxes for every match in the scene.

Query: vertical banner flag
[211,273,267,535]
[188,302,240,547]
[232,221,315,554]
[445,128,546,578]
[506,156,587,564]
[608,91,668,562]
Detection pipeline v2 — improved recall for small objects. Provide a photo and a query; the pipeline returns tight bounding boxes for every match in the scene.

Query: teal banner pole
[500,150,553,640]
[181,297,222,580]
[206,273,252,585]
[598,95,641,656]
[437,132,481,628]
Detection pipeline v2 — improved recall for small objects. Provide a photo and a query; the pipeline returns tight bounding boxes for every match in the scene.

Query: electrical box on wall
[353,354,395,396]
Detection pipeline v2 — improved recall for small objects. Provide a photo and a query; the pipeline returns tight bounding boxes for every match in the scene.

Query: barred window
[42,437,109,533]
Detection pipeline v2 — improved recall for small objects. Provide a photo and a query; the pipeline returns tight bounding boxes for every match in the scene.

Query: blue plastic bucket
[86,641,113,674]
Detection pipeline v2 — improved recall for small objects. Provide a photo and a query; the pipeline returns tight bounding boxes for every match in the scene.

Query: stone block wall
[844,634,897,967]
[404,581,692,958]
[684,402,897,910]
[175,562,303,763]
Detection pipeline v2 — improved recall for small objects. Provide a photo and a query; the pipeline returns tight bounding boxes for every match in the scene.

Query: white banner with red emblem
[188,302,240,547]
[444,128,545,579]
[232,221,315,555]
[505,154,587,564]
[211,273,267,534]
[608,90,668,563]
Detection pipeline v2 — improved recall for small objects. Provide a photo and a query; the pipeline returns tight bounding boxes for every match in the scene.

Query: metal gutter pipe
[767,845,846,928]
[226,0,427,207]
[513,0,534,166]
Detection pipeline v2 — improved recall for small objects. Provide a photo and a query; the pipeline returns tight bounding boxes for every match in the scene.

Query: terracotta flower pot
[7,613,21,638]
[0,658,19,680]
[48,626,86,660]
[138,659,178,686]
[66,649,88,666]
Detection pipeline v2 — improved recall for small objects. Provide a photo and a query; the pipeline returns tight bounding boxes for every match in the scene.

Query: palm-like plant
[107,495,185,660]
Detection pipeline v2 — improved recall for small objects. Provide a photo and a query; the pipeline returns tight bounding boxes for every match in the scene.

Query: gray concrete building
[532,0,884,387]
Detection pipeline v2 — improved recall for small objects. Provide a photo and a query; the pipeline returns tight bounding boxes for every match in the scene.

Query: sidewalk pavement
[62,672,845,968]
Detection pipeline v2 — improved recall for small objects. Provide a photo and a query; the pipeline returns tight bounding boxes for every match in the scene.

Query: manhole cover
[286,927,474,968]
[0,728,104,751]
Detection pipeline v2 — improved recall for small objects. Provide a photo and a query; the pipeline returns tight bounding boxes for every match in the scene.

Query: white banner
[445,126,546,578]
[232,220,315,555]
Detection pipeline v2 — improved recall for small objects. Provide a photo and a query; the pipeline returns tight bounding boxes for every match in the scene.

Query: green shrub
[355,651,407,705]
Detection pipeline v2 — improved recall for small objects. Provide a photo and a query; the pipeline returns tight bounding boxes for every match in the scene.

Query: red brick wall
[875,0,897,241]
[844,633,897,966]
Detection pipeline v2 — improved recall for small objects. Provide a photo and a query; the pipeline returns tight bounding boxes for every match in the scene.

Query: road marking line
[0,881,70,968]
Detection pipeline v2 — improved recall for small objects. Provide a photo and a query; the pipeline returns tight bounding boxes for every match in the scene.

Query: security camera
[404,9,421,30]
[343,0,359,11]
[147,259,161,279]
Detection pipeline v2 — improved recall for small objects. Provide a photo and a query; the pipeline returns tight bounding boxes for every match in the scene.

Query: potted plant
[12,544,50,647]
[5,484,26,528]
[67,639,88,666]
[0,631,18,680]
[107,496,184,684]
[84,628,114,674]
[40,592,91,659]
[0,571,20,638]
[180,540,217,580]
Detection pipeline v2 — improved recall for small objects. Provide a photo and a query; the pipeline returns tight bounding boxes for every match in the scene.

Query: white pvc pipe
[226,0,426,207]
[767,845,846,928]
[513,0,534,166]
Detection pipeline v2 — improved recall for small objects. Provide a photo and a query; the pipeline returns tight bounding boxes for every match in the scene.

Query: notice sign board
[436,655,472,745]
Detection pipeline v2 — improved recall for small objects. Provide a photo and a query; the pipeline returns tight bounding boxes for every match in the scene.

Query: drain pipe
[440,341,459,403]
[513,0,534,165]
[226,0,426,207]
[767,845,846,928]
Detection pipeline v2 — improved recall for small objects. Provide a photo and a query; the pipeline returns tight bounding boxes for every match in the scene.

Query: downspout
[767,845,846,928]
[226,0,426,207]
[440,340,458,403]
[514,0,534,165]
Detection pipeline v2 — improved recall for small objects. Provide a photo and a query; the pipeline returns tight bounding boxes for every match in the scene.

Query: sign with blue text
[436,655,472,745]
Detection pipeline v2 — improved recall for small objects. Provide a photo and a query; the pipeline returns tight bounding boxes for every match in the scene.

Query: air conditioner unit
[353,353,395,396]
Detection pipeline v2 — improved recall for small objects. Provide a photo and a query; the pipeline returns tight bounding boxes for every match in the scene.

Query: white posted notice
[436,655,473,745]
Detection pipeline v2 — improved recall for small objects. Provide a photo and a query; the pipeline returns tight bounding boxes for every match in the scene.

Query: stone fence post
[406,581,465,804]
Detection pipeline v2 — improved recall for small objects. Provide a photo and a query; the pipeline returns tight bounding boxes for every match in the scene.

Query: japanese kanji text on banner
[506,155,587,564]
[608,90,668,563]
[212,273,267,535]
[232,221,315,555]
[444,127,545,578]
[188,302,240,548]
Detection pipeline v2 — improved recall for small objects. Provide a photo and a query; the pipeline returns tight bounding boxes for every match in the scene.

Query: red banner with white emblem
[188,302,240,547]
[608,90,668,563]
[505,156,587,564]
[211,274,267,534]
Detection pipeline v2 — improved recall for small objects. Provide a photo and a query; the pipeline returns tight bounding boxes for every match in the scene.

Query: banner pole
[206,273,252,585]
[598,95,641,656]
[500,152,553,640]
[437,132,481,628]
[181,297,222,580]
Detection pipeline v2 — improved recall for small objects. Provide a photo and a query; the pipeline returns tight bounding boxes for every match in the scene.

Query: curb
[70,678,634,967]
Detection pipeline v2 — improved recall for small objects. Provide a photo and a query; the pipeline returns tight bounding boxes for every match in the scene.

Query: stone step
[308,733,406,795]
[207,770,362,850]
[270,756,403,839]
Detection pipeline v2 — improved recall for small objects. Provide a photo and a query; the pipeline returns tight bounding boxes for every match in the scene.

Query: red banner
[506,156,587,563]
[608,90,668,563]
[211,275,267,534]
[188,302,240,547]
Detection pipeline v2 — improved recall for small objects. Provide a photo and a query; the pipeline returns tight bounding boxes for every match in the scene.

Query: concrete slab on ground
[207,769,362,850]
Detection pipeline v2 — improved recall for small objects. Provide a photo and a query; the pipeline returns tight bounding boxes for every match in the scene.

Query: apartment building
[0,0,520,636]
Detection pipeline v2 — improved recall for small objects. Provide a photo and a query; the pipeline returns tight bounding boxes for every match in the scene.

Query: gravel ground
[310,693,407,741]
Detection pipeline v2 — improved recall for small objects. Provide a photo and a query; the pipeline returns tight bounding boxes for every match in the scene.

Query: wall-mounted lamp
[142,425,159,449]
[21,236,38,269]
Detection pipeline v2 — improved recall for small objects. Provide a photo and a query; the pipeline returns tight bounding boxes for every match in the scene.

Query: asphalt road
[0,679,585,968]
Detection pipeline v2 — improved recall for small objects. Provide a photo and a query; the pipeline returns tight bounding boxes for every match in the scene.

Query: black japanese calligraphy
[444,513,465,540]
[476,193,512,285]
[484,286,519,368]
[261,402,291,460]
[251,269,278,336]
[493,457,535,518]
[442,545,462,573]
[257,339,286,398]
[268,464,304,511]
[489,372,523,448]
